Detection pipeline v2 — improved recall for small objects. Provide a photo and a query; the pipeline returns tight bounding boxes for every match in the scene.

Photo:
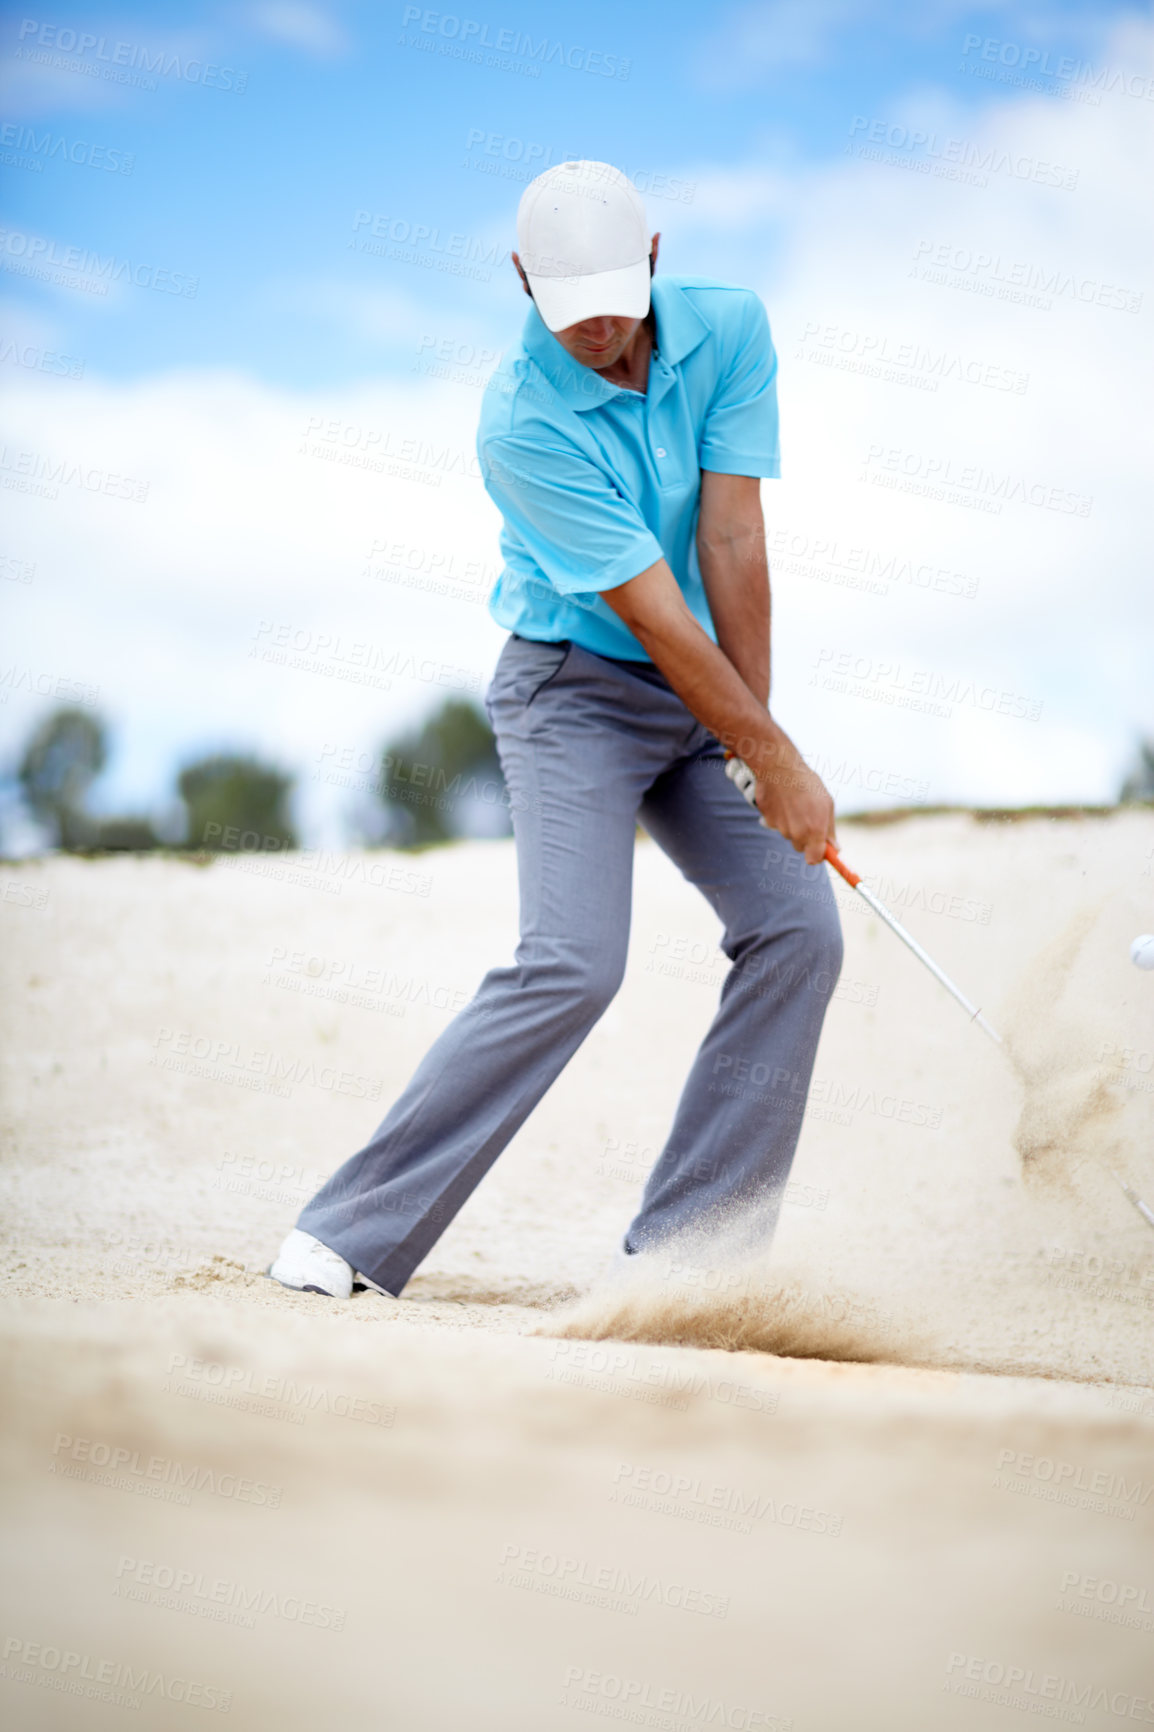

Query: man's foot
[267,1229,354,1298]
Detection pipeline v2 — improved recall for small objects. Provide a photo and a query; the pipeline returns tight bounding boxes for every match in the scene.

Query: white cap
[516,160,651,333]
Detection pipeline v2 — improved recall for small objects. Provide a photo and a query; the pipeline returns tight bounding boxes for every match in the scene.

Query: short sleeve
[697,292,781,478]
[479,435,664,596]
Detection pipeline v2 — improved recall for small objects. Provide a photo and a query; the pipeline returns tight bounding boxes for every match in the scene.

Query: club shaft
[727,755,1154,1227]
[1113,1173,1154,1230]
[724,751,1003,1042]
[851,881,1003,1045]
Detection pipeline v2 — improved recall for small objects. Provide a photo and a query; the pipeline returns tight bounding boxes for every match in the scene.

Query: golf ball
[1130,934,1154,971]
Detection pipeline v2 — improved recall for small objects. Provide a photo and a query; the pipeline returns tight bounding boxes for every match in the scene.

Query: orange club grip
[823,842,861,889]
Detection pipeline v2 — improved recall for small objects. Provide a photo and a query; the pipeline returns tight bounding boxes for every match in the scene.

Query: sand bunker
[551,884,1154,1386]
[1006,907,1130,1191]
[3,815,1154,1730]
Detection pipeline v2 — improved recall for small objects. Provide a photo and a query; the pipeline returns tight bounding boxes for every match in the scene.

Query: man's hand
[747,730,836,865]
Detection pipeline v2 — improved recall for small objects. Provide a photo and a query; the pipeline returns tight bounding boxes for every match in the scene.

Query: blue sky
[2,0,1152,841]
[3,0,1139,384]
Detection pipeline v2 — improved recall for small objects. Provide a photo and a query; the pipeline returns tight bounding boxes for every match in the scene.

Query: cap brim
[526,257,651,333]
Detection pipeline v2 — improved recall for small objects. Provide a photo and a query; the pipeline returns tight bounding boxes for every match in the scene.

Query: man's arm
[601,556,835,862]
[695,470,770,707]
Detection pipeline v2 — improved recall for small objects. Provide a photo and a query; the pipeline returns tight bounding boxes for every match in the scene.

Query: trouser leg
[294,637,659,1294]
[626,736,844,1257]
[295,938,628,1293]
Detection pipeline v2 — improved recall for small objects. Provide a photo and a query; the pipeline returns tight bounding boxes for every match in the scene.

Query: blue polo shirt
[476,274,781,662]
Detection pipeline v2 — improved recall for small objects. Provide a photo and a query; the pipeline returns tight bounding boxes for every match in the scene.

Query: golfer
[269,160,843,1299]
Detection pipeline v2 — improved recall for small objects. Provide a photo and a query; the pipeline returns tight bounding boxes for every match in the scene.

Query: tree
[178,754,297,851]
[18,707,106,848]
[376,699,511,847]
[92,816,161,851]
[1120,739,1154,803]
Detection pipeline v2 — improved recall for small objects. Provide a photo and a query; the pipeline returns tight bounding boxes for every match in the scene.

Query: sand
[1,811,1153,1730]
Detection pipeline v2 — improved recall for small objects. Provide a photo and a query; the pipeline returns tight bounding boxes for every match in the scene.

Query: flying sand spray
[724,754,1154,1232]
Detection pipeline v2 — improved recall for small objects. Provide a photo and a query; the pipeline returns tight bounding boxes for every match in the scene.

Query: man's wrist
[718,718,810,791]
[717,713,783,768]
[713,632,768,710]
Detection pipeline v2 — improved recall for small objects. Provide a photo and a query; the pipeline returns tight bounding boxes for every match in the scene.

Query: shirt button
[655,447,667,458]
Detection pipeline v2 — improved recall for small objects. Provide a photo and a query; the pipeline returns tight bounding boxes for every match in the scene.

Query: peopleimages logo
[859,443,1092,518]
[496,1545,730,1618]
[398,8,632,78]
[49,1433,283,1508]
[150,1027,383,1102]
[2,1634,232,1713]
[114,1557,347,1631]
[560,1666,791,1729]
[993,1447,1154,1520]
[960,33,1154,101]
[461,131,694,201]
[944,1652,1154,1723]
[0,122,134,173]
[163,1352,394,1427]
[0,227,198,296]
[1058,1569,1153,1634]
[13,18,248,92]
[811,648,1043,724]
[610,1462,842,1537]
[911,240,1143,316]
[0,442,149,501]
[846,115,1079,189]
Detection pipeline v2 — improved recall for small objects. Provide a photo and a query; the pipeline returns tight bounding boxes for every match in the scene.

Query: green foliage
[377,698,510,847]
[178,754,297,851]
[1121,740,1154,803]
[92,816,161,851]
[18,707,107,848]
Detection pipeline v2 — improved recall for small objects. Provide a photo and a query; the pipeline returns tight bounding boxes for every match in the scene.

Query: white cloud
[3,17,1153,843]
[664,164,797,230]
[0,366,510,845]
[264,275,505,360]
[694,0,1133,90]
[0,225,146,317]
[247,2,350,57]
[0,22,244,118]
[663,19,1154,805]
[695,0,861,85]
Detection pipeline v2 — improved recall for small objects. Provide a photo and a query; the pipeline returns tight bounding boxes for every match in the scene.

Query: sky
[1,0,1152,845]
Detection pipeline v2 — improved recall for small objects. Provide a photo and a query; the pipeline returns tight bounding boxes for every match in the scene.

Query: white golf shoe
[267,1228,354,1298]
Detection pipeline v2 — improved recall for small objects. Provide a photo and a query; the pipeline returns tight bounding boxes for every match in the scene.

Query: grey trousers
[296,633,844,1294]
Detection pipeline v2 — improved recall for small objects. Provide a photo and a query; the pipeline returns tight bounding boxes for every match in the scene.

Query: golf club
[724,751,1154,1230]
[723,751,1001,1041]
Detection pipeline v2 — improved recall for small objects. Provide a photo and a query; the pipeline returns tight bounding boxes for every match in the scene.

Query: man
[269,160,842,1300]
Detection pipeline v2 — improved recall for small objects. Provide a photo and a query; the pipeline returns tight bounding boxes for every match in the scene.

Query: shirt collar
[521,276,711,414]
